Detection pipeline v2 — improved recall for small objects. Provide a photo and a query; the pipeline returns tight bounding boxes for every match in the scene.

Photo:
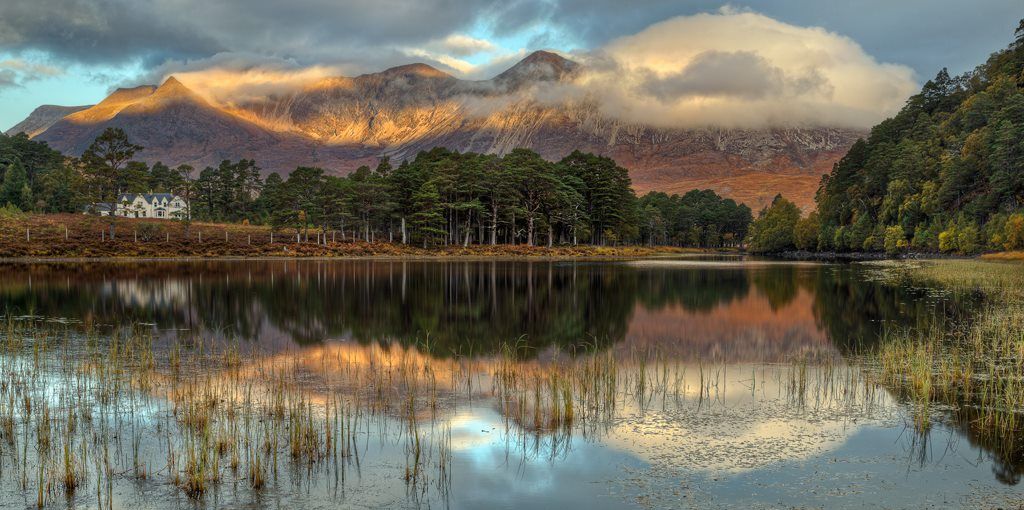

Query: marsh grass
[0,314,897,508]
[863,260,1024,475]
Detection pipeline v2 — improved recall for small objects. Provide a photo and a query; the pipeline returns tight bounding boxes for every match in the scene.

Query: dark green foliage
[793,211,821,251]
[558,151,637,245]
[816,21,1024,254]
[2,127,752,247]
[410,179,446,246]
[0,161,29,209]
[191,159,263,223]
[746,196,801,253]
[0,132,76,212]
[638,189,752,247]
[81,127,143,206]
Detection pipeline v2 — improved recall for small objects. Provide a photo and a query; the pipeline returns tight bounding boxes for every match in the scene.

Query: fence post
[199,231,202,243]
[26,228,29,242]
[65,226,68,240]
[166,232,169,242]
[247,235,250,245]
[225,230,228,242]
[270,232,273,243]
[134,230,137,242]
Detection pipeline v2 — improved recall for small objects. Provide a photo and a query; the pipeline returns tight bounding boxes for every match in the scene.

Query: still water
[0,257,1020,509]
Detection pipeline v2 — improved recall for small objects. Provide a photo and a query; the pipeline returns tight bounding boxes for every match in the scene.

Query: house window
[157,211,164,218]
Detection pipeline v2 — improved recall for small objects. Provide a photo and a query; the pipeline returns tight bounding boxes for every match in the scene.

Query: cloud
[136,53,351,105]
[0,2,921,130]
[558,10,918,129]
[0,70,16,89]
[436,35,497,57]
[0,0,527,69]
[123,10,915,130]
[519,0,1022,77]
[0,0,1020,83]
[401,48,476,75]
[0,57,64,89]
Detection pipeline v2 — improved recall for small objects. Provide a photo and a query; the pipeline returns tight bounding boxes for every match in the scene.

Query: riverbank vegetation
[861,259,1024,481]
[0,129,751,251]
[0,212,709,258]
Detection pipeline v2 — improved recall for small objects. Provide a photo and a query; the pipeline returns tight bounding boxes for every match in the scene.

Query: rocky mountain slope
[18,51,862,209]
[5,105,91,138]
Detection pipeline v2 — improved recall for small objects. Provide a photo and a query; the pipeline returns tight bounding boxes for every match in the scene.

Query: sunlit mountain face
[14,50,862,211]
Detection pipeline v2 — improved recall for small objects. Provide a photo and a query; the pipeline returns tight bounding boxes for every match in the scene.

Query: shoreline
[0,252,711,263]
[771,250,983,262]
[0,246,736,263]
[0,213,737,260]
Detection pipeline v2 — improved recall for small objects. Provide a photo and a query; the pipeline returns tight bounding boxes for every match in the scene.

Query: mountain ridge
[15,51,863,209]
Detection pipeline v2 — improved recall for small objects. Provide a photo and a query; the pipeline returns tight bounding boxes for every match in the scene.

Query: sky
[0,0,1021,131]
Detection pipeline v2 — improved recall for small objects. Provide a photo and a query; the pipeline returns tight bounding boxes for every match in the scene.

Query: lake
[0,257,1020,509]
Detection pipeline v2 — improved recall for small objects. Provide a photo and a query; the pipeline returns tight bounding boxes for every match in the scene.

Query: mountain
[5,105,92,138]
[22,50,862,209]
[35,78,344,172]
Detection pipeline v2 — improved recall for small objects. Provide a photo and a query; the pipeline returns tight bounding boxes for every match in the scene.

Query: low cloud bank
[566,9,917,129]
[147,9,917,129]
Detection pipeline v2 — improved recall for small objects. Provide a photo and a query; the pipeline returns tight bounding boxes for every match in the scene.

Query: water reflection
[0,259,972,361]
[0,258,1020,508]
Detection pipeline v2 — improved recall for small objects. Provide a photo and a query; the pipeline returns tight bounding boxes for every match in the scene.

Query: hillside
[814,22,1024,253]
[4,105,91,138]
[17,51,863,210]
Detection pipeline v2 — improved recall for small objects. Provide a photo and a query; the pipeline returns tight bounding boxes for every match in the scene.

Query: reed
[862,260,1024,466]
[0,311,944,507]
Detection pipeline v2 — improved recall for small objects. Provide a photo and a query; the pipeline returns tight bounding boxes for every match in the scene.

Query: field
[0,212,701,259]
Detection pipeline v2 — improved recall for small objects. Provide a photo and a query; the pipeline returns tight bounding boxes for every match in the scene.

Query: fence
[1,224,353,247]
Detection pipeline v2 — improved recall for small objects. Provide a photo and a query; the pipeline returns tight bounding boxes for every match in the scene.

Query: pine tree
[0,161,28,209]
[410,180,446,247]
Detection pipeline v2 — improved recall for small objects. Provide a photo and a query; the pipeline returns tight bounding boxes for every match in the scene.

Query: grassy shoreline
[0,213,714,259]
[859,259,1024,470]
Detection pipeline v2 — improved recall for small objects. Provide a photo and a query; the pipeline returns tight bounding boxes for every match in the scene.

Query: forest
[745,20,1024,255]
[0,128,751,248]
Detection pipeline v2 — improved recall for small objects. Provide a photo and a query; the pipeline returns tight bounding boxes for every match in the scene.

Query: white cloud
[142,53,349,105]
[437,34,497,57]
[561,10,917,129]
[114,10,918,130]
[402,48,476,75]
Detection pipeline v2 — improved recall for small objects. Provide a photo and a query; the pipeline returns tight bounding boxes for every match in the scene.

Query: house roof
[117,193,181,205]
[84,203,115,213]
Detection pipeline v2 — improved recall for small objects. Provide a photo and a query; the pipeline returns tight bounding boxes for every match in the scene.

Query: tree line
[0,129,751,247]
[746,20,1024,255]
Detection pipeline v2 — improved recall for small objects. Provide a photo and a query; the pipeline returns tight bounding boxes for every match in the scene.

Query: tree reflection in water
[0,258,1016,486]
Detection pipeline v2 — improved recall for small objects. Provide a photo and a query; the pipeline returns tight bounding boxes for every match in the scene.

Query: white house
[89,193,189,219]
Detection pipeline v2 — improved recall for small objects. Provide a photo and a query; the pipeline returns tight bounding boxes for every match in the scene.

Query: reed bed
[862,259,1024,470]
[0,316,891,508]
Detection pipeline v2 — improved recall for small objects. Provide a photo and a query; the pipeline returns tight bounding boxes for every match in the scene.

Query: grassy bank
[0,213,704,259]
[863,259,1024,469]
[981,250,1024,261]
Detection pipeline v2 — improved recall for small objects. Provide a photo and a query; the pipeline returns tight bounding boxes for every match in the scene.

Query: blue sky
[1,1,1021,131]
